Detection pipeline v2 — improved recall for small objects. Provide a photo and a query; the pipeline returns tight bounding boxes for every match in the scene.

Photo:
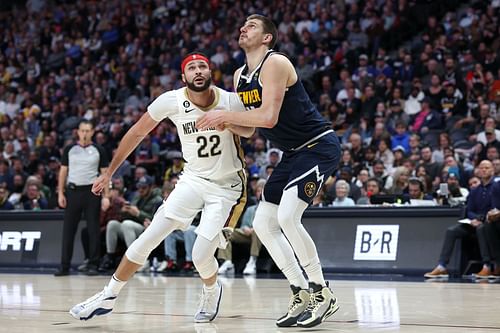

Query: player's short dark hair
[247,14,278,49]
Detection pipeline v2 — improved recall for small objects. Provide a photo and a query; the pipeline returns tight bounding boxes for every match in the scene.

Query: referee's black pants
[60,185,101,269]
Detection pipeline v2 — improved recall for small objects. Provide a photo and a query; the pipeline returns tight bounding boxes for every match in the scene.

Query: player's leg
[69,204,184,320]
[277,135,340,328]
[191,235,222,323]
[192,173,247,322]
[252,162,310,327]
[70,177,204,320]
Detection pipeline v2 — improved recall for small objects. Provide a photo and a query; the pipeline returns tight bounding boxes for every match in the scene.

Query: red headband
[181,54,210,73]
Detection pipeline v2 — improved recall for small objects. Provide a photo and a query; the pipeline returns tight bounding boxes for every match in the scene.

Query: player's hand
[196,110,227,131]
[92,174,111,196]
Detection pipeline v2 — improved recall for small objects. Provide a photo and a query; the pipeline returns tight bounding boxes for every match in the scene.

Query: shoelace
[288,292,303,312]
[305,290,324,313]
[198,289,215,313]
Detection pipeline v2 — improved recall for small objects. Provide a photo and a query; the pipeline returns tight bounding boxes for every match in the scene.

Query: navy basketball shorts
[263,132,341,205]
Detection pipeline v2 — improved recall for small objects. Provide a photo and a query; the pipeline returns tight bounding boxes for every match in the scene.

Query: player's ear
[263,33,272,45]
[181,73,186,83]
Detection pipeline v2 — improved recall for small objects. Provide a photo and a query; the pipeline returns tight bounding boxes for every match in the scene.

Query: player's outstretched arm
[92,112,159,195]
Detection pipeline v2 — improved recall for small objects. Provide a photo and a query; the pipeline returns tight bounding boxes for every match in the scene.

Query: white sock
[107,274,126,296]
[302,256,326,287]
[282,262,308,290]
[248,256,257,264]
[204,281,218,292]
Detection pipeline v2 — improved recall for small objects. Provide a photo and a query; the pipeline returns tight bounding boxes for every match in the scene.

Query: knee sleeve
[192,235,219,279]
[253,201,280,237]
[126,209,181,265]
[277,186,318,266]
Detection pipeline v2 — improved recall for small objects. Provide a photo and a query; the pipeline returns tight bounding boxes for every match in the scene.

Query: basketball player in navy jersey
[197,14,340,328]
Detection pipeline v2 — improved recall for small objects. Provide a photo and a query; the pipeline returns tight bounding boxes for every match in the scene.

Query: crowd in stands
[1,0,500,270]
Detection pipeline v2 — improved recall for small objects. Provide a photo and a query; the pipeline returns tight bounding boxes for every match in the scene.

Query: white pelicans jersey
[148,86,246,180]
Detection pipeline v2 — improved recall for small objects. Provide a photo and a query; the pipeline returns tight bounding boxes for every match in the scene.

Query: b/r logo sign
[353,225,399,261]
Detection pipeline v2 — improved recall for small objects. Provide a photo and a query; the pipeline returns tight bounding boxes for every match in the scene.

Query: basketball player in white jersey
[70,53,253,323]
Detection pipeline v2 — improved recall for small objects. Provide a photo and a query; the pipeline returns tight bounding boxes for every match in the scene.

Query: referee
[54,120,110,276]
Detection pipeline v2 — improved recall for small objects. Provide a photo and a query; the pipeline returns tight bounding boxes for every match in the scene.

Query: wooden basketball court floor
[1,273,500,333]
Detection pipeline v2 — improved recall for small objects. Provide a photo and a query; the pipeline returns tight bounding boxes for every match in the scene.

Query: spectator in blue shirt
[424,160,495,278]
[484,180,500,278]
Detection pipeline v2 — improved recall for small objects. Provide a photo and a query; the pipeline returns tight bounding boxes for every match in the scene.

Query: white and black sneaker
[69,287,117,320]
[194,281,223,323]
[276,285,310,327]
[297,282,339,328]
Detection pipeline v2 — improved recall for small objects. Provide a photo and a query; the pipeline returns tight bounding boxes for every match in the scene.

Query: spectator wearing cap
[392,146,406,168]
[352,54,373,83]
[476,117,500,145]
[259,148,281,179]
[386,99,410,135]
[436,172,469,207]
[478,127,500,162]
[98,175,162,272]
[163,150,184,182]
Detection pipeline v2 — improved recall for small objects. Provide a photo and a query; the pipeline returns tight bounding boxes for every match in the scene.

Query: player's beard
[186,75,212,92]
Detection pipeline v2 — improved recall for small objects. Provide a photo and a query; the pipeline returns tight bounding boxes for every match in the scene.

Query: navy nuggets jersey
[236,50,332,151]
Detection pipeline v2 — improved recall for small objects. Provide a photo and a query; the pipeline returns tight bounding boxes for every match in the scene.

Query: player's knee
[192,252,217,279]
[125,241,149,265]
[253,202,279,236]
